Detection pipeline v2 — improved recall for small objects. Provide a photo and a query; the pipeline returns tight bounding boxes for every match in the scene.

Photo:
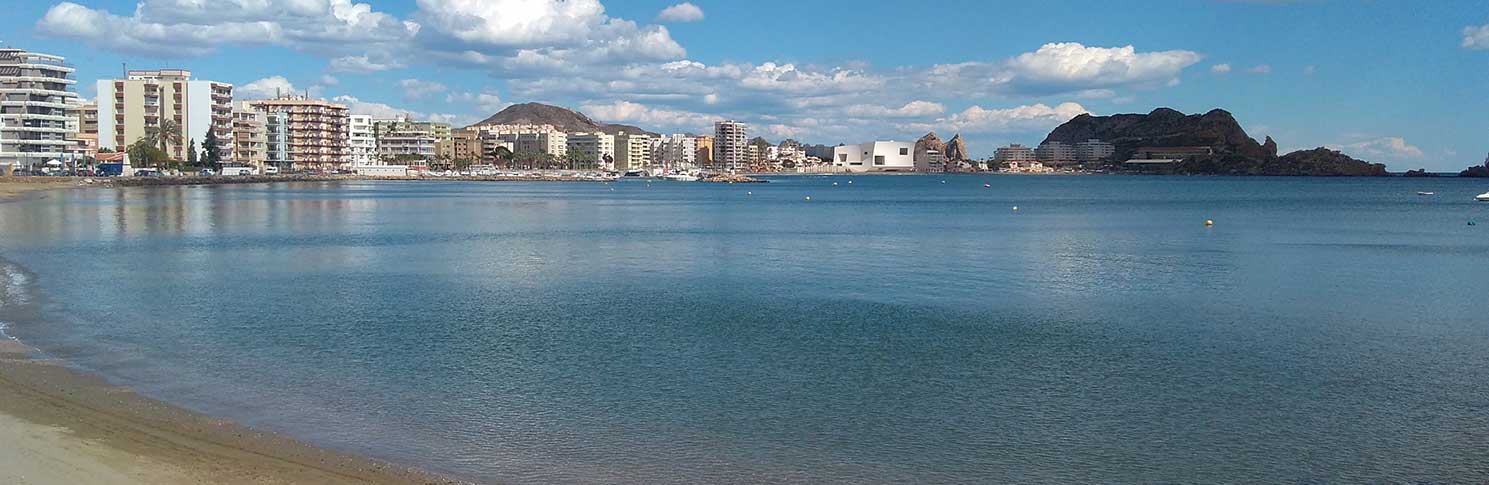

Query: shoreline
[0,218,463,483]
[0,321,462,484]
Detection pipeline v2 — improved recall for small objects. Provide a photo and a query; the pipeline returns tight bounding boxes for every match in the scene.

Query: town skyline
[5,0,1488,170]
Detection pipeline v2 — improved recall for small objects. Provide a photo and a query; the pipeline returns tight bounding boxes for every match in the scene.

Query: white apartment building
[497,131,567,157]
[0,48,79,170]
[713,120,747,172]
[653,133,696,169]
[614,132,651,171]
[97,69,233,160]
[566,132,615,169]
[993,144,1037,164]
[348,115,375,165]
[1074,139,1115,161]
[832,141,915,173]
[1035,141,1075,164]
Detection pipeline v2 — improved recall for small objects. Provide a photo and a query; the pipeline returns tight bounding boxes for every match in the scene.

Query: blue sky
[5,0,1487,170]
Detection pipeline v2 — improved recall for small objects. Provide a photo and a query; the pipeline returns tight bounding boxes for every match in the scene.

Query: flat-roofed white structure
[832,141,914,173]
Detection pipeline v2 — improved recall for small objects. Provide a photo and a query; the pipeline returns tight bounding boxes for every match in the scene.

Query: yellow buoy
[1205,219,1214,227]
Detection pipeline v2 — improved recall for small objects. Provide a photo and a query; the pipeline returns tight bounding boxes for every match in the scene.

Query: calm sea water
[2,175,1488,483]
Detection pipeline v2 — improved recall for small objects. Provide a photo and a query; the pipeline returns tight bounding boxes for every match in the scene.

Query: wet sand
[0,339,460,484]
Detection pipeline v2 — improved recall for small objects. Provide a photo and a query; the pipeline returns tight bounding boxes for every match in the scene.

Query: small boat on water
[663,173,699,182]
[1477,191,1489,202]
[1418,191,1435,196]
[622,169,646,177]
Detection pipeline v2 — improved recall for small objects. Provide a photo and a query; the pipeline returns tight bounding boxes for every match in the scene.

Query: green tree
[202,129,224,166]
[127,140,169,169]
[187,139,199,167]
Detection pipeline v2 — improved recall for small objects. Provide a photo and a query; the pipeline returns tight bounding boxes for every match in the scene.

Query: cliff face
[1042,107,1388,176]
[943,134,969,161]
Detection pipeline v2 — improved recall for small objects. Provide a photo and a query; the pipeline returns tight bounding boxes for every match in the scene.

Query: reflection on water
[1,176,1489,483]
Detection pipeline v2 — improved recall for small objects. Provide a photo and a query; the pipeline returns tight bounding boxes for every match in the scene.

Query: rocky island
[1042,108,1389,176]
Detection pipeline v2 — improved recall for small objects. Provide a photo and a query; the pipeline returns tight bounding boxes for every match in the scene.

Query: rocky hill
[1042,107,1387,176]
[471,102,656,136]
[1459,154,1489,177]
[914,132,944,162]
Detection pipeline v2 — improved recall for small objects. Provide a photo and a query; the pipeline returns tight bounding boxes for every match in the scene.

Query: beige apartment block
[96,69,233,160]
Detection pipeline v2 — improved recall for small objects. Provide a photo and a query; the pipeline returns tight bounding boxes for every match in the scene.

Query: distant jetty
[701,174,767,183]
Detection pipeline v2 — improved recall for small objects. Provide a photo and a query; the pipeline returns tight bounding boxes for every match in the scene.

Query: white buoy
[747,191,752,195]
[1012,206,1019,212]
[805,196,812,201]
[941,180,947,184]
[832,182,839,186]
[983,183,991,188]
[848,180,853,184]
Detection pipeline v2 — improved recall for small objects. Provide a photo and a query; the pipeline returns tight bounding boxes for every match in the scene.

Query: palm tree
[156,119,183,160]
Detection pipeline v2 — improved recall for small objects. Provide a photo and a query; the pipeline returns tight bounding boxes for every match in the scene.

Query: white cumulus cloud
[239,76,299,99]
[1211,63,1232,74]
[1463,24,1489,49]
[657,3,704,22]
[901,102,1090,134]
[1331,137,1425,161]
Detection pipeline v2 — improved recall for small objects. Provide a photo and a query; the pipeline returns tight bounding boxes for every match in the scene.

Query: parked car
[263,166,280,175]
[198,169,215,176]
[134,168,163,177]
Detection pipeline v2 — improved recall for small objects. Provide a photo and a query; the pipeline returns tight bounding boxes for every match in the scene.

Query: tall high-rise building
[0,48,79,170]
[713,120,747,172]
[96,69,233,160]
[249,95,349,170]
[348,115,376,165]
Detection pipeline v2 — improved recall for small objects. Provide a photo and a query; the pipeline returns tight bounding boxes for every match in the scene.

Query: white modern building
[348,115,375,165]
[832,141,915,173]
[566,132,615,169]
[713,120,747,172]
[0,48,79,170]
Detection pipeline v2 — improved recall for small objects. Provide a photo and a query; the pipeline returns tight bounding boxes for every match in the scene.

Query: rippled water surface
[2,176,1488,483]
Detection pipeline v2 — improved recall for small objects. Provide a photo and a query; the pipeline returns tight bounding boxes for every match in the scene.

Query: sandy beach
[0,339,459,484]
[0,178,77,201]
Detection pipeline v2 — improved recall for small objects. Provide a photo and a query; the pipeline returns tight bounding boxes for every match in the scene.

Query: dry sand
[0,338,461,484]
